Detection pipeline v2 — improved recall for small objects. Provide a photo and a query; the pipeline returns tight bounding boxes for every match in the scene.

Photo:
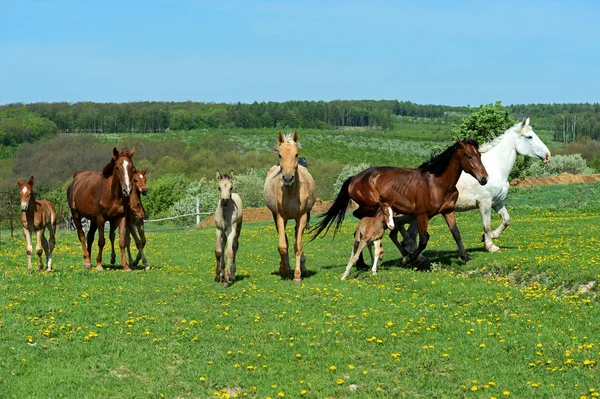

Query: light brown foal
[17,176,57,273]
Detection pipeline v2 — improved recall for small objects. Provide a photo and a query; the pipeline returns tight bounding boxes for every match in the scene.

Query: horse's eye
[467,155,473,159]
[526,136,533,140]
[278,154,282,158]
[295,154,298,158]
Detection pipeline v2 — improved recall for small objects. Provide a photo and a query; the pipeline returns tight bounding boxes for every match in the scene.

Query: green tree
[452,101,515,143]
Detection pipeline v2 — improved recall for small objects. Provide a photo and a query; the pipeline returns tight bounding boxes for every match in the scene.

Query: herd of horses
[17,118,551,285]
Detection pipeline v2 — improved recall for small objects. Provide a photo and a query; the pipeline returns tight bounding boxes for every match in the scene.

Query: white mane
[478,122,524,153]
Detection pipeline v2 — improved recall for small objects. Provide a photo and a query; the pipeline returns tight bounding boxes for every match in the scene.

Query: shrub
[143,174,190,219]
[523,154,595,178]
[333,163,370,194]
[168,178,219,226]
[233,168,268,208]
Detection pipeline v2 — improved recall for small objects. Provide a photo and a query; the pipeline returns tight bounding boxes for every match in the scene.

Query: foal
[341,203,397,280]
[17,176,57,273]
[214,170,243,287]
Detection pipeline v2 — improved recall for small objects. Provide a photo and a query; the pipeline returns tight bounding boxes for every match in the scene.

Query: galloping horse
[67,147,137,270]
[264,132,316,282]
[214,170,243,287]
[312,140,488,265]
[17,176,57,273]
[401,118,550,253]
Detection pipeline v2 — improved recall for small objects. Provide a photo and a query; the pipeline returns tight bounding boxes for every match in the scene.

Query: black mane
[419,139,479,176]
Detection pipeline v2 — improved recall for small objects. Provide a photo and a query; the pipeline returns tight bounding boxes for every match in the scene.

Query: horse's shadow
[269,269,318,280]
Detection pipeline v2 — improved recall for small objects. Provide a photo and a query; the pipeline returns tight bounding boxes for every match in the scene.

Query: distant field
[1,182,598,398]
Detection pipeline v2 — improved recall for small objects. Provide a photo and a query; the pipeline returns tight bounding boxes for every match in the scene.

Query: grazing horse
[67,147,136,270]
[17,176,57,273]
[402,118,551,253]
[341,202,399,280]
[264,132,316,282]
[311,140,488,265]
[214,170,243,287]
[104,167,149,269]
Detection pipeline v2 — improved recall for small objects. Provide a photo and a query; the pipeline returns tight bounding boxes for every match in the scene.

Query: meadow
[1,182,599,398]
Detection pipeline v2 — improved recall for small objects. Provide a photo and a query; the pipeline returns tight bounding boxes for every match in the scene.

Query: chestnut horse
[264,132,316,282]
[311,140,488,265]
[17,176,57,273]
[67,147,137,270]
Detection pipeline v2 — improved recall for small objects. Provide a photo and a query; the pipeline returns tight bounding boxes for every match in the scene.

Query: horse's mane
[478,121,524,153]
[419,139,479,175]
[101,148,133,178]
[273,133,302,153]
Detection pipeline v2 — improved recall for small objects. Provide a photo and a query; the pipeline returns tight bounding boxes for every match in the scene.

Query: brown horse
[102,167,149,269]
[264,132,316,282]
[312,140,488,265]
[17,176,57,273]
[67,147,137,270]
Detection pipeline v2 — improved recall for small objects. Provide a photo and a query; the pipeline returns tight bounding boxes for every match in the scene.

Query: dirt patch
[510,173,600,188]
[199,198,338,227]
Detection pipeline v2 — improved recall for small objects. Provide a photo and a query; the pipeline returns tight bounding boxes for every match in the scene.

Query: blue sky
[1,0,598,105]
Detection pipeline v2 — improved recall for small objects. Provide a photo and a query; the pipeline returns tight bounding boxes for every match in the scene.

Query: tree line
[2,100,600,148]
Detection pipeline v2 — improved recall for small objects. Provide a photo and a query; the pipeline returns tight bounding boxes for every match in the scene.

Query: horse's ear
[141,168,148,176]
[292,131,298,143]
[278,132,284,144]
[129,146,136,158]
[113,147,119,159]
[17,178,22,186]
[229,170,235,180]
[28,176,34,186]
[216,170,222,181]
[522,117,530,128]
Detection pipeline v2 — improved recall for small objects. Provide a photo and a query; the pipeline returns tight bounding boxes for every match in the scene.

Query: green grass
[1,183,599,398]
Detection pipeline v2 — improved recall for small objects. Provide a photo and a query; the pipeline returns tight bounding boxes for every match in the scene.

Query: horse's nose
[480,176,488,186]
[544,151,551,163]
[141,188,148,196]
[282,175,295,185]
[221,198,229,206]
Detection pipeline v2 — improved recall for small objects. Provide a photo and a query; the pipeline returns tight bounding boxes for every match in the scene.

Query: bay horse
[17,176,57,273]
[264,132,316,282]
[102,167,149,269]
[401,118,551,253]
[67,147,137,270]
[214,170,243,287]
[311,140,488,265]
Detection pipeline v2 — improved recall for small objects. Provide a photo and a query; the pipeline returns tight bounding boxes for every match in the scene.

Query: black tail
[310,176,353,241]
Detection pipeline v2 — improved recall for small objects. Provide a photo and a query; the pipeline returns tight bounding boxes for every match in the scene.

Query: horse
[400,117,551,253]
[17,176,57,273]
[214,170,243,287]
[67,147,137,270]
[311,140,488,265]
[264,132,316,282]
[341,202,400,280]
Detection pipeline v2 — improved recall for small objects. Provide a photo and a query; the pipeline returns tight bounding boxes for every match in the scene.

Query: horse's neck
[129,193,144,220]
[482,132,518,179]
[433,155,464,192]
[25,195,37,224]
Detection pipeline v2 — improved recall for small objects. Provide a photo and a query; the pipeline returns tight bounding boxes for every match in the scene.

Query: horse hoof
[95,265,104,271]
[340,275,348,281]
[279,267,289,278]
[486,245,501,253]
[83,263,92,270]
[110,256,116,265]
[144,266,150,271]
[293,278,302,284]
[222,282,229,288]
[215,276,221,282]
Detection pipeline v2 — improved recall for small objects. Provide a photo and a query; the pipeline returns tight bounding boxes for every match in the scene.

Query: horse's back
[69,171,102,216]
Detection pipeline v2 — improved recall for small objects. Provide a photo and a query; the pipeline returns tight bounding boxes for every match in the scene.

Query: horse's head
[133,167,148,196]
[380,202,395,231]
[112,146,136,197]
[459,139,488,186]
[217,170,234,207]
[514,118,551,163]
[17,176,34,211]
[277,131,300,187]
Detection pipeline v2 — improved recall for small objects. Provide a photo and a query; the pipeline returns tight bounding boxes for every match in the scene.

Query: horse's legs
[389,228,409,257]
[95,217,106,270]
[117,217,131,271]
[109,220,117,265]
[215,228,225,282]
[275,215,291,278]
[73,212,92,268]
[443,211,470,262]
[403,216,429,265]
[372,239,382,276]
[22,227,33,273]
[47,222,56,271]
[490,202,510,240]
[223,226,238,287]
[125,219,143,270]
[401,219,419,254]
[478,200,501,253]
[35,229,44,271]
[231,222,242,282]
[41,232,50,271]
[341,237,368,280]
[137,222,148,270]
[293,213,308,282]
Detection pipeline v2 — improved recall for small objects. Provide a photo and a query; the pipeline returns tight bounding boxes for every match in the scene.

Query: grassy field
[1,183,599,398]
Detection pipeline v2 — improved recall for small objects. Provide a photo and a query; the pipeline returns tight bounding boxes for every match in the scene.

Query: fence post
[196,197,200,226]
[8,192,14,238]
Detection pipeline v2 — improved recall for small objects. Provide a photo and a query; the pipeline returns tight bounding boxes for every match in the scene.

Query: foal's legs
[490,202,510,240]
[443,211,470,262]
[137,222,148,269]
[47,222,56,271]
[215,228,225,282]
[223,225,239,287]
[230,222,242,282]
[73,212,92,268]
[293,213,308,283]
[117,217,131,271]
[478,199,501,253]
[341,237,369,280]
[109,220,117,265]
[372,239,382,276]
[22,227,34,273]
[35,229,44,271]
[41,233,50,271]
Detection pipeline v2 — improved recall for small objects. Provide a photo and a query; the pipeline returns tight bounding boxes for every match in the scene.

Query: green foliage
[143,174,190,219]
[0,105,57,146]
[232,168,268,208]
[333,163,370,194]
[522,154,595,178]
[452,101,515,143]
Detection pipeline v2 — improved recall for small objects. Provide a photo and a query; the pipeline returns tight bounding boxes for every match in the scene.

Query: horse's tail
[309,176,353,240]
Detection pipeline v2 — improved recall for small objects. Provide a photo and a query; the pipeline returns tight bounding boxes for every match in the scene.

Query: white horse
[214,170,243,287]
[398,117,550,253]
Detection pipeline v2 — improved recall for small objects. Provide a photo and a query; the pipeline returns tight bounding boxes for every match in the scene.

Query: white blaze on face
[22,186,28,194]
[386,207,395,230]
[123,160,131,192]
